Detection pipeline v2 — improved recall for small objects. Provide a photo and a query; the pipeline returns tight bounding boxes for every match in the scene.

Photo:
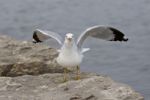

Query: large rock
[0,35,144,100]
[0,35,64,76]
[0,73,144,100]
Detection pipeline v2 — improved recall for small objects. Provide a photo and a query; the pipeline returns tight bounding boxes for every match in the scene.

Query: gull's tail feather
[81,48,90,53]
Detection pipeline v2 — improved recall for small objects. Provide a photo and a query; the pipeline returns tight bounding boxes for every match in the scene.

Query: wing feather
[33,29,63,45]
[77,26,128,49]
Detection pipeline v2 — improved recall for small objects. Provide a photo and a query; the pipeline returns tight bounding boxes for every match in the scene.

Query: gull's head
[64,33,74,46]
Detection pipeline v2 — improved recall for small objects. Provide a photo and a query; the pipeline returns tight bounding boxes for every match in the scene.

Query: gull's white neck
[61,40,78,52]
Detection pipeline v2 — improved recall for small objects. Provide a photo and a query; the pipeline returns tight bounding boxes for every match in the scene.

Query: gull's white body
[56,33,83,67]
[56,43,83,67]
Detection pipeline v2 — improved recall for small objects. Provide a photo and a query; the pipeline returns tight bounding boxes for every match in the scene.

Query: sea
[0,0,150,99]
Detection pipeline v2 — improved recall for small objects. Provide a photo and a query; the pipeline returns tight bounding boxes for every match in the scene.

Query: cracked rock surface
[0,35,144,100]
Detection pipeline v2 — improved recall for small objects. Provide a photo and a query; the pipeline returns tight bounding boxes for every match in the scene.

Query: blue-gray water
[0,0,150,99]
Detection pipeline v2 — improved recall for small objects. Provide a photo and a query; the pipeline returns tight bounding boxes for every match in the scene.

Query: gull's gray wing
[33,29,63,45]
[77,25,128,49]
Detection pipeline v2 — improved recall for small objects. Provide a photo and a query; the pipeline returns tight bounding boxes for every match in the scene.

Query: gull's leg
[63,67,68,82]
[76,65,80,80]
[62,67,69,90]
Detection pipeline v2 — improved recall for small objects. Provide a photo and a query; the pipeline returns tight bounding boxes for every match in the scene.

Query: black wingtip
[123,38,128,42]
[33,31,42,43]
[32,40,37,44]
[109,27,128,42]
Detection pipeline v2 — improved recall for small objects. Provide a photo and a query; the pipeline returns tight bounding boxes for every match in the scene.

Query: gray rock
[0,35,65,76]
[0,73,144,100]
[0,35,144,100]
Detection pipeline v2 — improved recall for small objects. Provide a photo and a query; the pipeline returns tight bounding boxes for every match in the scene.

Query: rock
[0,73,144,100]
[0,35,144,100]
[0,35,65,76]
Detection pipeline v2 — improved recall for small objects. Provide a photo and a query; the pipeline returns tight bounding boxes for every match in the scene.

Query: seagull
[32,25,128,81]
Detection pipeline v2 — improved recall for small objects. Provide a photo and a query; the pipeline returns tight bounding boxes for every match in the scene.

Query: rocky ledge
[0,35,144,100]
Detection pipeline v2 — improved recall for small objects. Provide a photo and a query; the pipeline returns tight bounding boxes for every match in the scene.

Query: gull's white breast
[56,47,83,67]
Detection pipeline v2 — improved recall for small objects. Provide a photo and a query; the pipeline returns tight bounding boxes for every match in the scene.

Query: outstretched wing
[77,25,128,49]
[33,29,63,45]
